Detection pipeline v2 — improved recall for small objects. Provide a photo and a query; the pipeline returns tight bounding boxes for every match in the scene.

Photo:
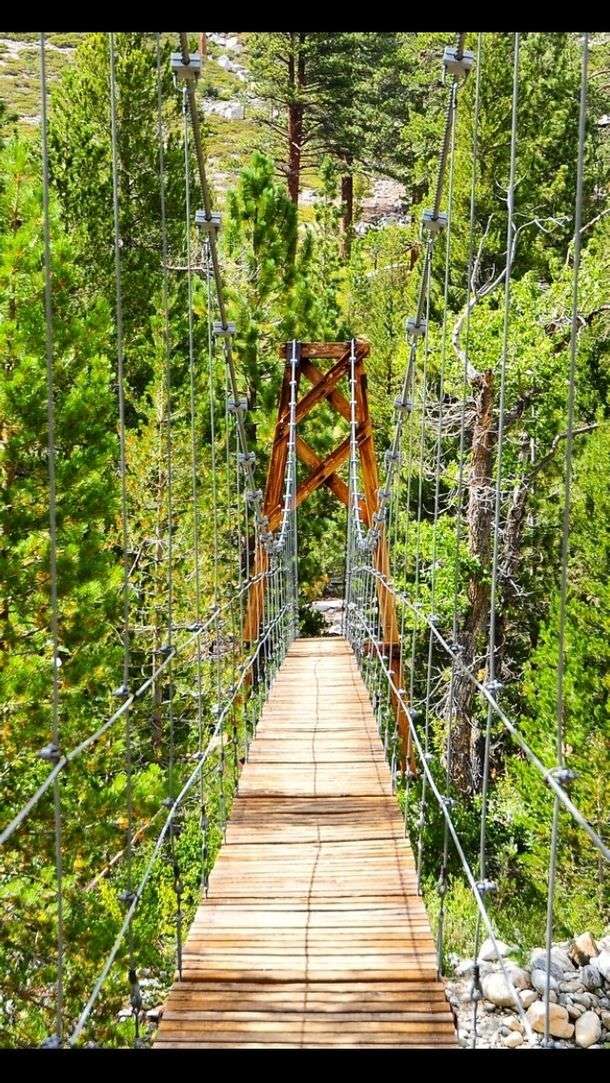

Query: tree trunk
[287,34,306,205]
[340,169,354,259]
[449,369,496,795]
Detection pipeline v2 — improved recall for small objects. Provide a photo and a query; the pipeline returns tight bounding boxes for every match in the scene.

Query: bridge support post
[243,341,415,773]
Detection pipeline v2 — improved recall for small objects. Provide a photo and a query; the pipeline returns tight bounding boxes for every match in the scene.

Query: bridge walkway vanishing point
[154,638,458,1049]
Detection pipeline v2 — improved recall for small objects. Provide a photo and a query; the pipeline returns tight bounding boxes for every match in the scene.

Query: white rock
[526,1000,574,1039]
[575,1010,601,1048]
[567,1001,585,1020]
[504,1031,524,1048]
[531,947,572,975]
[481,970,526,1008]
[531,968,558,995]
[581,963,602,991]
[203,98,245,121]
[595,950,610,981]
[600,1010,610,1029]
[508,1016,524,1032]
[478,937,515,962]
[519,989,538,1009]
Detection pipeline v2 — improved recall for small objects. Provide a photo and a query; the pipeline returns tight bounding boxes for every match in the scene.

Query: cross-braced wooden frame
[244,341,414,770]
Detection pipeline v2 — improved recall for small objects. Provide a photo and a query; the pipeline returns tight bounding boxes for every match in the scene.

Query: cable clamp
[170,51,202,82]
[113,683,130,698]
[213,320,236,336]
[384,448,401,467]
[128,968,143,1012]
[238,451,256,466]
[118,890,137,907]
[443,46,474,80]
[378,488,392,502]
[429,613,441,625]
[188,621,204,633]
[40,1035,62,1049]
[195,209,221,232]
[484,677,503,693]
[405,316,427,340]
[394,396,413,414]
[409,707,420,721]
[422,209,448,235]
[228,396,248,414]
[246,488,263,504]
[210,703,222,718]
[549,766,577,787]
[424,751,435,763]
[441,794,456,809]
[475,878,497,897]
[470,963,483,1001]
[156,644,173,658]
[39,741,61,764]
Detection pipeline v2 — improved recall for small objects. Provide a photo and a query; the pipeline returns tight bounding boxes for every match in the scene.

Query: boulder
[526,1000,574,1039]
[504,1031,524,1048]
[581,963,602,992]
[560,978,584,993]
[531,968,558,995]
[595,950,610,981]
[600,1010,610,1030]
[567,1001,585,1020]
[478,937,515,963]
[531,947,573,975]
[574,1010,601,1048]
[519,989,538,1009]
[570,932,598,966]
[482,971,522,1008]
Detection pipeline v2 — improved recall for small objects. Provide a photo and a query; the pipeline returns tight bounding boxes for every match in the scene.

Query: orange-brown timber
[243,343,413,770]
[154,639,457,1049]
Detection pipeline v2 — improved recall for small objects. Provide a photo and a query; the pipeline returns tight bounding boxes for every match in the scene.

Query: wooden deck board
[154,637,457,1049]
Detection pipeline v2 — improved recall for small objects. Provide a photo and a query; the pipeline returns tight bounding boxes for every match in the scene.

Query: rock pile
[446,931,610,1049]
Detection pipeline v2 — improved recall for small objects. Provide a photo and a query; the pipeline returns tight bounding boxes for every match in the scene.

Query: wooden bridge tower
[243,341,413,770]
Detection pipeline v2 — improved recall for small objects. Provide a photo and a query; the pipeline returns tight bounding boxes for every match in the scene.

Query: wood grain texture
[154,637,457,1049]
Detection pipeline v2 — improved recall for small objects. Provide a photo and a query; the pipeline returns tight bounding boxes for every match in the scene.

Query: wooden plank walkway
[154,638,457,1048]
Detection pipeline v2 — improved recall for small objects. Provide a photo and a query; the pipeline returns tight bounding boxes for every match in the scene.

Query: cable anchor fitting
[405,316,427,341]
[394,395,413,414]
[228,396,248,415]
[170,52,202,83]
[212,320,236,337]
[549,766,578,787]
[195,209,221,232]
[40,1035,62,1049]
[128,968,143,1013]
[422,209,448,235]
[39,741,61,764]
[443,46,475,81]
[475,879,497,897]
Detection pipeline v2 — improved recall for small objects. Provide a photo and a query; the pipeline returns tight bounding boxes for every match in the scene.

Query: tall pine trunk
[287,34,306,205]
[450,369,496,795]
[340,168,354,259]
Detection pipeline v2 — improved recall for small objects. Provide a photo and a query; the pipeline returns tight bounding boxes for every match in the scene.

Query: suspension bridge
[1,30,608,1051]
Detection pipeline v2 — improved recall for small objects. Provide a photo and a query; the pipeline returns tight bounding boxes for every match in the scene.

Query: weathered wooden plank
[153,637,457,1050]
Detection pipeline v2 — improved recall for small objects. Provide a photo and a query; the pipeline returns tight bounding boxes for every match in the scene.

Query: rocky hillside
[0,30,407,228]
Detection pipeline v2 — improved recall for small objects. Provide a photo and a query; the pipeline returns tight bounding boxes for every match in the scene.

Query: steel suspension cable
[181,84,206,885]
[471,38,520,1045]
[108,32,137,1007]
[67,600,288,1046]
[438,31,483,973]
[39,31,65,1047]
[177,32,266,543]
[419,83,458,891]
[543,30,589,1049]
